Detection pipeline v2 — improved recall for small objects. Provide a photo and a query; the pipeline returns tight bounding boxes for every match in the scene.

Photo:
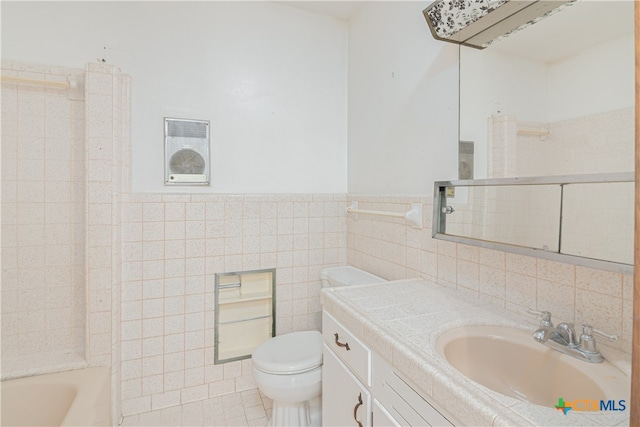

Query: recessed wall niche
[214,269,276,364]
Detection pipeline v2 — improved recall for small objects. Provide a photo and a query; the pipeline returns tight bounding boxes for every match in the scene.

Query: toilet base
[268,395,321,427]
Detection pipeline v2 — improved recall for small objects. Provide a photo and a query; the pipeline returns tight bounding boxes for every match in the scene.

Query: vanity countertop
[321,278,630,427]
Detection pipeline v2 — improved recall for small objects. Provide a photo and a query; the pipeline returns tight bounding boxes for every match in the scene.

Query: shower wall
[83,61,131,423]
[488,108,634,178]
[1,60,130,422]
[1,62,87,376]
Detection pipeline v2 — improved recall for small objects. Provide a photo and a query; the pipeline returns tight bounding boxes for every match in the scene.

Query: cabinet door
[372,353,454,426]
[323,344,371,427]
[372,399,401,427]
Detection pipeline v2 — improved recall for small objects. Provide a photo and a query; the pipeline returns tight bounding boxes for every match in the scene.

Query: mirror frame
[631,3,639,422]
[433,172,634,275]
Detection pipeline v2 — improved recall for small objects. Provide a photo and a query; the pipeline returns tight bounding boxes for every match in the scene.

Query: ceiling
[488,0,635,63]
[273,1,634,63]
[274,1,366,20]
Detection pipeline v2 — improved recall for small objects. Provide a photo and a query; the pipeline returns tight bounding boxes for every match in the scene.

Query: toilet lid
[252,331,323,374]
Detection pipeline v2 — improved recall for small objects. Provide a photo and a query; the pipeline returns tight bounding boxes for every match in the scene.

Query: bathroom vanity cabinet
[323,280,631,426]
[322,312,454,426]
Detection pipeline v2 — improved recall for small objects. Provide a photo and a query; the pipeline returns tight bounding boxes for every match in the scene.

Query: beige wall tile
[346,194,631,354]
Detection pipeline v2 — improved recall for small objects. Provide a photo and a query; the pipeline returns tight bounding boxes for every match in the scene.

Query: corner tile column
[85,62,130,423]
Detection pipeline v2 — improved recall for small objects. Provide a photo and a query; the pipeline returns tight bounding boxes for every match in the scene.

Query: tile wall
[0,61,130,426]
[118,193,347,415]
[1,62,87,376]
[346,195,634,355]
[524,108,634,176]
[488,108,634,178]
[84,62,131,423]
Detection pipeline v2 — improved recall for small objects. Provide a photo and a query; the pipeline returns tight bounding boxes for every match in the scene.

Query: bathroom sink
[435,325,629,407]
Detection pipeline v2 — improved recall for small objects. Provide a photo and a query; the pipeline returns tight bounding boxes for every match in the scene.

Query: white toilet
[251,266,386,427]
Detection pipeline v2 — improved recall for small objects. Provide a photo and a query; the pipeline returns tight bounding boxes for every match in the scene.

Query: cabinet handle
[353,392,363,427]
[334,333,350,351]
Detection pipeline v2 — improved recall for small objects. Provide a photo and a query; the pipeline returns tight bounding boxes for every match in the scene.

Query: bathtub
[1,367,111,426]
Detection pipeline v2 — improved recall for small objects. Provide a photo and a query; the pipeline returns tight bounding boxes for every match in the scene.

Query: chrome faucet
[534,321,578,346]
[526,308,618,363]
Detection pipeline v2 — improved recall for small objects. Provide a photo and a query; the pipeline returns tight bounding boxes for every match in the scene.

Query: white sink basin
[436,325,629,407]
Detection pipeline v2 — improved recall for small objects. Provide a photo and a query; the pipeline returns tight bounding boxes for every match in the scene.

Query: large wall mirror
[441,0,635,271]
[460,1,634,179]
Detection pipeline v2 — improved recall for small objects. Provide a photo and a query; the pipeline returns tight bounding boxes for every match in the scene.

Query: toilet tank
[319,266,386,288]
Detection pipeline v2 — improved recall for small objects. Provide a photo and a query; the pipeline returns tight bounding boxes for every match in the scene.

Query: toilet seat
[253,331,322,375]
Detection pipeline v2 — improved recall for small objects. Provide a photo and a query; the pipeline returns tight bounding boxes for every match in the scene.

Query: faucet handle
[582,324,618,342]
[579,324,618,354]
[526,307,553,327]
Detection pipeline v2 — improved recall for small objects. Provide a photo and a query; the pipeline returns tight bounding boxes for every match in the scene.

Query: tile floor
[120,389,272,427]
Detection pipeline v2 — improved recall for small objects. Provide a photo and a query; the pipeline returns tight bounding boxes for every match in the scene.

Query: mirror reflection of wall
[460,1,634,179]
[561,181,634,265]
[446,1,635,270]
[458,141,474,179]
[444,184,561,250]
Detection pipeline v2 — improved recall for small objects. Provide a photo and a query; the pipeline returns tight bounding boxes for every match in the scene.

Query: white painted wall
[2,1,348,193]
[548,34,634,122]
[346,1,460,194]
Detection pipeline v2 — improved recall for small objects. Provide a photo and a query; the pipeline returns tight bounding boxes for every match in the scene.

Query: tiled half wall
[119,194,347,415]
[346,194,634,355]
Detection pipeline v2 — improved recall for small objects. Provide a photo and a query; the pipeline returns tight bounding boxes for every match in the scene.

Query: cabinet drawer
[323,311,371,386]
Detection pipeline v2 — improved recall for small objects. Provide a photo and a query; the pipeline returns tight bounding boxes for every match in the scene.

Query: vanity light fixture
[423,0,576,49]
